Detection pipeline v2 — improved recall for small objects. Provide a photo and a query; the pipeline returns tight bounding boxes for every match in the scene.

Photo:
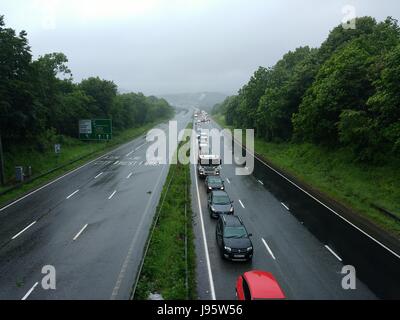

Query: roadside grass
[0,118,170,207]
[213,114,400,238]
[134,130,196,300]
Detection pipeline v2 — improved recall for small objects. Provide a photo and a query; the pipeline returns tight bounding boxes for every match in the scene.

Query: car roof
[207,175,222,180]
[243,271,285,299]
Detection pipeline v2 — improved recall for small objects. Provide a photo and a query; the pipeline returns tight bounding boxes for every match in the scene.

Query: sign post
[79,119,112,141]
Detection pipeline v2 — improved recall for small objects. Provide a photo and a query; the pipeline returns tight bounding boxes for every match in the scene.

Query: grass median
[0,118,170,208]
[134,130,196,300]
[213,114,400,238]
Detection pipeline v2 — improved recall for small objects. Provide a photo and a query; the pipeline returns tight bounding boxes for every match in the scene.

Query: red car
[236,270,285,300]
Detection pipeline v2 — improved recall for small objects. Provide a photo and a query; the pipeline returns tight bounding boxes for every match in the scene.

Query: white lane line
[126,150,134,157]
[325,245,343,262]
[226,178,231,184]
[94,172,103,179]
[114,161,120,165]
[194,164,216,300]
[139,161,144,165]
[281,202,290,211]
[0,132,149,213]
[126,172,133,179]
[217,121,400,260]
[11,221,37,240]
[108,190,117,200]
[262,238,276,260]
[135,143,145,151]
[257,179,264,185]
[66,189,80,199]
[21,282,39,300]
[111,164,168,300]
[73,224,88,241]
[238,199,245,209]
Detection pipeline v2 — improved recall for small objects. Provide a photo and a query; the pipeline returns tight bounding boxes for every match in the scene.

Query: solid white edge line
[218,120,400,260]
[281,202,290,211]
[194,164,216,300]
[21,282,39,300]
[325,245,343,262]
[11,221,37,240]
[94,172,103,179]
[108,190,117,200]
[262,238,276,260]
[66,189,79,200]
[239,199,245,209]
[73,224,88,241]
[0,134,149,213]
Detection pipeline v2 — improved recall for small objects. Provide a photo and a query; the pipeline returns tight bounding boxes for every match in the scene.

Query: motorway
[191,118,400,300]
[0,111,191,300]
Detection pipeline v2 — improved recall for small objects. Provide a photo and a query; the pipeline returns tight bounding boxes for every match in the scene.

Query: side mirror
[248,233,253,237]
[231,200,234,204]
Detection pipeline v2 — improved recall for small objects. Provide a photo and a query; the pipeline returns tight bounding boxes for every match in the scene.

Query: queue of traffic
[193,110,286,300]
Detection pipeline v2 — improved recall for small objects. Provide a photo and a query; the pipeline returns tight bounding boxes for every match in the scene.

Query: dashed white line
[108,190,117,200]
[126,172,133,179]
[194,164,216,300]
[238,199,245,209]
[257,179,264,185]
[226,178,231,184]
[94,172,103,179]
[325,245,343,262]
[114,161,120,165]
[281,202,290,211]
[11,221,37,240]
[73,224,88,241]
[66,189,79,199]
[139,161,144,165]
[262,238,276,260]
[21,282,39,300]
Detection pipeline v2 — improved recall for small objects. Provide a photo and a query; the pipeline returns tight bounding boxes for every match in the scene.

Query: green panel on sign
[79,119,112,141]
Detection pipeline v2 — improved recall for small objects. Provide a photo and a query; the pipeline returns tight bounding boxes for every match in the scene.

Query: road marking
[94,172,103,179]
[135,143,145,151]
[281,202,290,211]
[112,164,168,300]
[238,199,245,209]
[66,189,80,199]
[126,150,134,157]
[257,179,264,185]
[21,282,39,300]
[108,190,117,200]
[325,245,343,262]
[216,121,400,260]
[0,133,150,213]
[73,224,88,241]
[139,161,144,165]
[262,238,276,260]
[226,178,231,184]
[194,164,216,300]
[114,161,120,165]
[126,172,133,179]
[11,221,37,240]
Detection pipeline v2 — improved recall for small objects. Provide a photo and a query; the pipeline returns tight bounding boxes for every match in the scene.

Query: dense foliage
[213,16,400,162]
[0,15,174,149]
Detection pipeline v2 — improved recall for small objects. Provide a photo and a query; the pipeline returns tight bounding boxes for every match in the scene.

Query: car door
[216,220,223,247]
[208,192,212,208]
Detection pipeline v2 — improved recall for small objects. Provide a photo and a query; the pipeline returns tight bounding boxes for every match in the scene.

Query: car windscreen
[208,177,222,184]
[224,227,248,239]
[213,194,230,205]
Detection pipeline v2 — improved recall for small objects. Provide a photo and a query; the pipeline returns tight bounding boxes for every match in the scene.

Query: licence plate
[234,254,245,258]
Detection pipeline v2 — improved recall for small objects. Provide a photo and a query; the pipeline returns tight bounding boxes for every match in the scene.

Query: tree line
[0,15,174,149]
[212,16,400,162]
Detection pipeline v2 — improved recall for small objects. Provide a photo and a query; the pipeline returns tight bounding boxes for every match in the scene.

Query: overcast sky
[1,0,399,95]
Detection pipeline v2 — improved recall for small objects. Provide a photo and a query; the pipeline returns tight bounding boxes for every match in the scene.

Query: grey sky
[1,0,399,95]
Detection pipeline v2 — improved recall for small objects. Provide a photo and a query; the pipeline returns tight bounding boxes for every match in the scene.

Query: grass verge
[0,118,170,208]
[213,114,400,238]
[134,129,196,300]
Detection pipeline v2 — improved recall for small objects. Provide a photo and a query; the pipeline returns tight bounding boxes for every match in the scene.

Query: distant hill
[158,92,228,111]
